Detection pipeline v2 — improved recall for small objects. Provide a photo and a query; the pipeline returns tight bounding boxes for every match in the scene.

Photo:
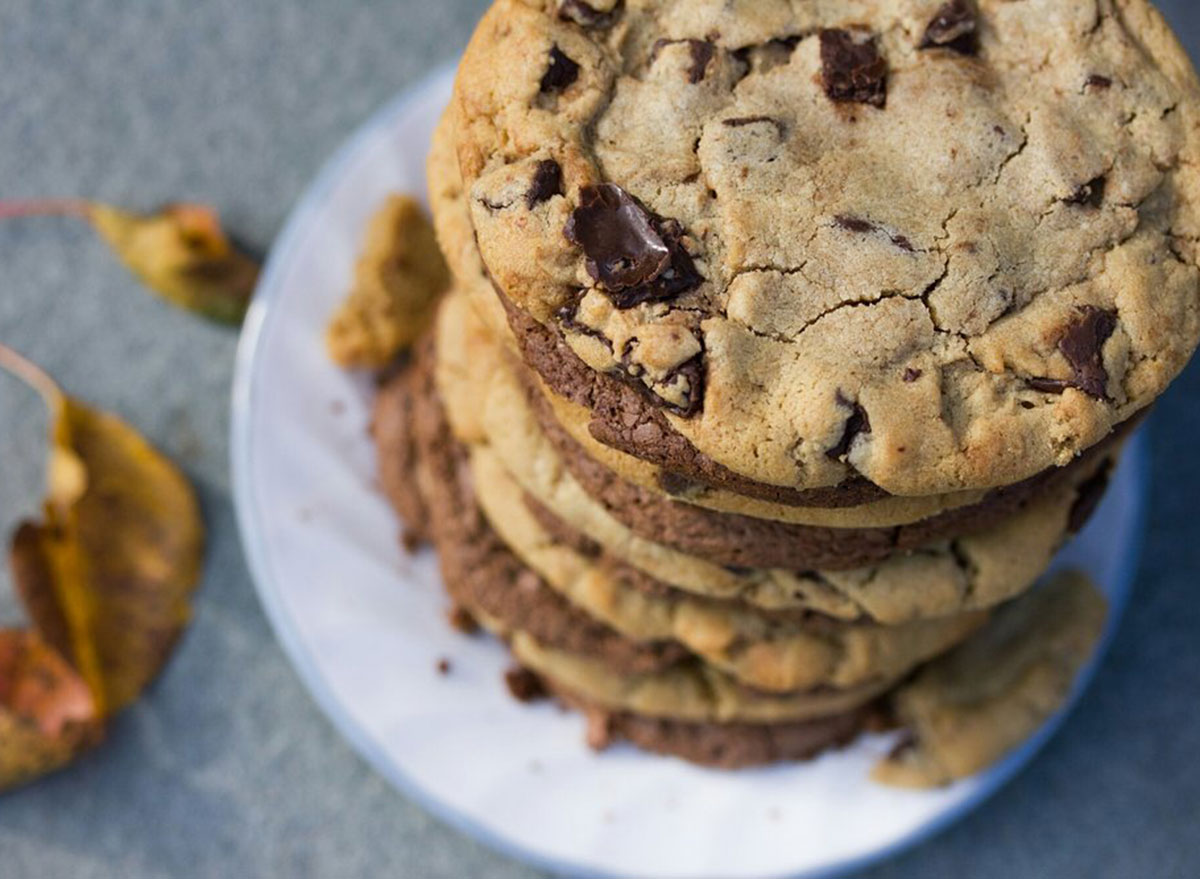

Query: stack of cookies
[372,0,1200,785]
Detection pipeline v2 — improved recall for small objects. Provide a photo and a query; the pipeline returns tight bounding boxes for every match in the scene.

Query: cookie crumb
[447,605,479,635]
[435,657,452,676]
[505,666,548,702]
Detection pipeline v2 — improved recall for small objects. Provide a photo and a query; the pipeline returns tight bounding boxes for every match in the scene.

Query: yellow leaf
[326,195,450,369]
[88,202,259,325]
[0,344,205,789]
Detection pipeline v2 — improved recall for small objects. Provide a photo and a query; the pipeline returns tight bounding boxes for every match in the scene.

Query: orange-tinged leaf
[0,630,102,792]
[0,344,205,789]
[88,203,259,325]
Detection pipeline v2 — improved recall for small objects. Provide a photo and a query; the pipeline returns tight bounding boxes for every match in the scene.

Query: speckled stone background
[1,1,1199,877]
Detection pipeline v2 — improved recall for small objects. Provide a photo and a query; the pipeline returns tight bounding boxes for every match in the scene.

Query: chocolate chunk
[652,38,717,83]
[687,40,716,83]
[541,45,581,94]
[834,215,875,234]
[1027,377,1073,395]
[920,0,979,55]
[819,29,888,109]
[1058,306,1118,399]
[827,392,871,460]
[1068,462,1113,533]
[1064,176,1107,208]
[558,0,622,29]
[505,666,549,702]
[1029,306,1118,401]
[834,215,915,251]
[903,367,922,382]
[1085,74,1113,90]
[527,159,564,208]
[564,183,702,309]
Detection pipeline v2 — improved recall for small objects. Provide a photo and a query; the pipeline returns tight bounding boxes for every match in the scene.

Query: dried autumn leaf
[0,344,205,790]
[0,630,101,790]
[326,194,450,369]
[0,199,259,325]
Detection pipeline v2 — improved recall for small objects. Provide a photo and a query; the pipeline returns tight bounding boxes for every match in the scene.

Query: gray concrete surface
[1,1,1199,877]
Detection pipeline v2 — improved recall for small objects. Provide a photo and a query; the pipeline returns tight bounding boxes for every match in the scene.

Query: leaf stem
[0,343,62,407]
[0,199,93,221]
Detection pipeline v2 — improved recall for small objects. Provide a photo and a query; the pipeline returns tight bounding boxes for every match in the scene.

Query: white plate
[231,65,1150,879]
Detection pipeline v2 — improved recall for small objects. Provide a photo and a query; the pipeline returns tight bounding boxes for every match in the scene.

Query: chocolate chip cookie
[452,0,1200,498]
[434,285,1113,624]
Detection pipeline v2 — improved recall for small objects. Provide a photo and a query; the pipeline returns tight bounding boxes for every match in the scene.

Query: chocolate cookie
[436,287,1117,624]
[525,361,1129,571]
[381,340,896,723]
[552,683,874,770]
[453,0,1200,498]
[374,337,687,677]
[470,429,986,694]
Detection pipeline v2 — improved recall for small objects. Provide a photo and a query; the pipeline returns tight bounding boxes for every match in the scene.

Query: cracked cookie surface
[452,0,1200,497]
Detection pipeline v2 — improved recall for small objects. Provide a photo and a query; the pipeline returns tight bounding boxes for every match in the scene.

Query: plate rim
[230,64,1151,879]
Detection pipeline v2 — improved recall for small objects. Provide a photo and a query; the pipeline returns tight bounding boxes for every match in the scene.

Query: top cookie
[453,0,1200,497]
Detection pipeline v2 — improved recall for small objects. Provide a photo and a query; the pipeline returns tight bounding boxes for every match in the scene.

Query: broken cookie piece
[326,195,450,369]
[874,570,1107,788]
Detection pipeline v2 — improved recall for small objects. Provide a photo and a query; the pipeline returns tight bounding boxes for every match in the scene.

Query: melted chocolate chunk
[564,183,702,309]
[819,29,888,109]
[834,215,915,252]
[1064,176,1107,208]
[652,38,717,83]
[1058,307,1118,399]
[541,45,581,94]
[903,367,923,382]
[920,0,979,55]
[558,0,622,29]
[1029,306,1118,400]
[827,392,871,460]
[527,159,564,208]
[1086,74,1113,90]
[1068,462,1113,533]
[505,666,549,702]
